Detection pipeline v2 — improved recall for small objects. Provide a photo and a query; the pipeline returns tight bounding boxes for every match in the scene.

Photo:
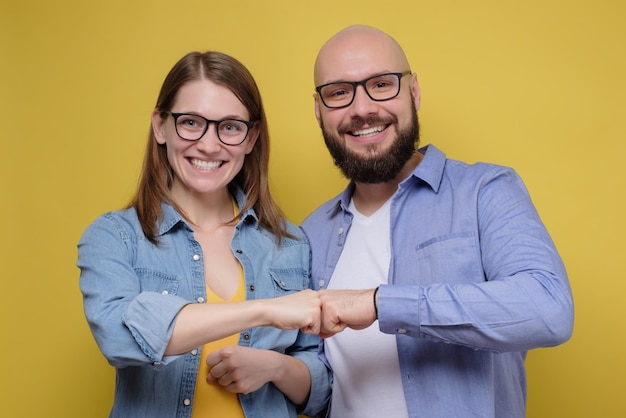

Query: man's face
[313,28,421,183]
[320,97,420,183]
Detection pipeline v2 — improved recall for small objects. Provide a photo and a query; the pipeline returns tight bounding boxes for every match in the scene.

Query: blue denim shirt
[301,145,574,418]
[78,184,331,418]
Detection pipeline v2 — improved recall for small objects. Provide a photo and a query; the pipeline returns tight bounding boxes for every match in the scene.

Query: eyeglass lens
[173,114,249,145]
[319,73,403,108]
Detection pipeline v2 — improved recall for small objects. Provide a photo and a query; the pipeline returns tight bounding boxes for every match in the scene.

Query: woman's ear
[244,123,260,155]
[152,110,167,144]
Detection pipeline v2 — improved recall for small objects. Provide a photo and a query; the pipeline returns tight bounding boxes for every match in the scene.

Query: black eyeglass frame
[315,71,412,109]
[168,112,255,146]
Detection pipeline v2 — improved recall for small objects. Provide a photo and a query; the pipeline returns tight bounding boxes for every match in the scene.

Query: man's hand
[318,288,378,338]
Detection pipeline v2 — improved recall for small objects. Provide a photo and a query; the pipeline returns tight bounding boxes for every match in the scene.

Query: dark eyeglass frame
[168,112,255,146]
[315,71,412,109]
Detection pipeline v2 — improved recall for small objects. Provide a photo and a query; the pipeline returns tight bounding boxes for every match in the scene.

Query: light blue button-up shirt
[301,144,574,418]
[78,183,331,418]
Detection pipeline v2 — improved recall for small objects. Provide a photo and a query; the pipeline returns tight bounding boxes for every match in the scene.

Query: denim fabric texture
[79,183,331,418]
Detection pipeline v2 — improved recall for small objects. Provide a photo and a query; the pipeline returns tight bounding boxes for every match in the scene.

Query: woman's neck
[170,184,234,232]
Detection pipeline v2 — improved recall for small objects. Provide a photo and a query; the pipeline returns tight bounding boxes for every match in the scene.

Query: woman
[78,51,330,418]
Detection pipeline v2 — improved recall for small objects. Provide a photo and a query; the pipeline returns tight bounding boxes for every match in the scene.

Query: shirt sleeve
[377,168,574,353]
[78,214,188,368]
[287,332,332,417]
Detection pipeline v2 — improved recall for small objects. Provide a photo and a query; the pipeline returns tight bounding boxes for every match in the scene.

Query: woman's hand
[206,345,311,404]
[206,345,274,394]
[264,289,322,335]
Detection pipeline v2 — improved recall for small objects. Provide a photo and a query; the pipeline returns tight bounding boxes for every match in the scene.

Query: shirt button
[338,227,344,235]
[318,279,325,288]
[235,249,243,254]
[183,398,191,406]
[279,281,286,287]
[196,297,205,303]
[397,328,407,334]
[249,285,255,291]
[190,349,198,355]
[192,254,201,261]
[243,333,250,341]
[161,290,169,295]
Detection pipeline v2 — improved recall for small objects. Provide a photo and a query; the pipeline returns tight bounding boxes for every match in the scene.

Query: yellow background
[1,0,624,416]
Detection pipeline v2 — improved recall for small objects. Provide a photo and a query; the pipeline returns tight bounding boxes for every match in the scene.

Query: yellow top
[192,197,246,417]
[191,270,246,418]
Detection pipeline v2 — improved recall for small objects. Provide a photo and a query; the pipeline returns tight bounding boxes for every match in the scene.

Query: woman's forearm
[165,301,265,355]
[267,351,312,406]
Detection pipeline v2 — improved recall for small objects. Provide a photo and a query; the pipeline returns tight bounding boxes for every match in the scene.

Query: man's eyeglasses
[168,112,255,146]
[315,71,411,109]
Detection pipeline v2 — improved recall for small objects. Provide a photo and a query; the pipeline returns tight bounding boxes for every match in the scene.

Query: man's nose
[348,85,378,117]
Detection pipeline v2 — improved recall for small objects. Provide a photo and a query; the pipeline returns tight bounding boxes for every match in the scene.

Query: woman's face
[152,78,258,200]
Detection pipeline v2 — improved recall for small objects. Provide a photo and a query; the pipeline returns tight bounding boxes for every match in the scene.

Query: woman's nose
[196,124,223,151]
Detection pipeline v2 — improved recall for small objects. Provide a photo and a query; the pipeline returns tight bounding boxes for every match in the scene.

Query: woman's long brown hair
[129,51,292,245]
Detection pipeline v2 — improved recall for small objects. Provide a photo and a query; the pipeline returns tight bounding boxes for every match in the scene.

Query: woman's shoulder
[283,218,308,242]
[245,217,308,248]
[81,207,142,241]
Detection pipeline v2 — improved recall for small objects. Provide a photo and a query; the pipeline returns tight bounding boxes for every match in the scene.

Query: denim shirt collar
[229,182,259,226]
[156,182,258,236]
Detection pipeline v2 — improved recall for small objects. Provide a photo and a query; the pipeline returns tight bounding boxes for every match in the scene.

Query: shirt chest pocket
[269,268,309,297]
[134,268,181,296]
[412,232,484,285]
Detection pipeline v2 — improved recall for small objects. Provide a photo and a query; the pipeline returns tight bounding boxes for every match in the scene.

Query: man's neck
[351,152,423,216]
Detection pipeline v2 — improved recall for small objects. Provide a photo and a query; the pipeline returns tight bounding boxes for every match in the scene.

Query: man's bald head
[314,25,411,86]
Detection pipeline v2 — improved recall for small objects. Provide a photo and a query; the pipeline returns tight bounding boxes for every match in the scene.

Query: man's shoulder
[444,157,519,184]
[301,193,344,229]
[425,144,513,173]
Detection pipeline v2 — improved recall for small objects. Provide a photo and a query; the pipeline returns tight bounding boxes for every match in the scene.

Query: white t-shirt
[326,197,409,418]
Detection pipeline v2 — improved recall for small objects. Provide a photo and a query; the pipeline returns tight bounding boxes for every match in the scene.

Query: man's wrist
[373,286,380,319]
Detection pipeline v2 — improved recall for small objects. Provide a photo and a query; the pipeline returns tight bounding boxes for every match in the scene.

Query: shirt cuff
[122,291,190,365]
[377,284,423,337]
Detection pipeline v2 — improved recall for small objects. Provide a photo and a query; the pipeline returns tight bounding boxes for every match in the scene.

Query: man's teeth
[191,159,221,170]
[352,126,384,137]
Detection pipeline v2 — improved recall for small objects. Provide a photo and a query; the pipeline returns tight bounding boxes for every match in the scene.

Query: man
[301,25,574,418]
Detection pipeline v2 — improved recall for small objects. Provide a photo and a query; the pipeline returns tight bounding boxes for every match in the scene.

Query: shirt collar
[326,144,447,216]
[158,203,184,235]
[404,144,446,193]
[156,182,258,236]
[229,182,259,226]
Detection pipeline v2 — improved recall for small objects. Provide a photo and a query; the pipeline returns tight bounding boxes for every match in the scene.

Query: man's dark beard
[321,108,419,184]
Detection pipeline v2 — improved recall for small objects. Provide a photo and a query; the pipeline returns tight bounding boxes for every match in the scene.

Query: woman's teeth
[191,159,222,170]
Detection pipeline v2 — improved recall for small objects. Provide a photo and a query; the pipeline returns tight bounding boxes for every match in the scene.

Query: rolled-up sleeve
[289,333,332,417]
[78,213,188,368]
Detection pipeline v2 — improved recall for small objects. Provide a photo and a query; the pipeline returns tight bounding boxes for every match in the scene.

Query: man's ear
[410,73,421,111]
[314,94,322,128]
[152,110,166,144]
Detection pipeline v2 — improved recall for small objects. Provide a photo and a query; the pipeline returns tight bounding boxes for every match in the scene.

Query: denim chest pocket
[269,268,309,297]
[134,268,180,295]
[413,232,484,285]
